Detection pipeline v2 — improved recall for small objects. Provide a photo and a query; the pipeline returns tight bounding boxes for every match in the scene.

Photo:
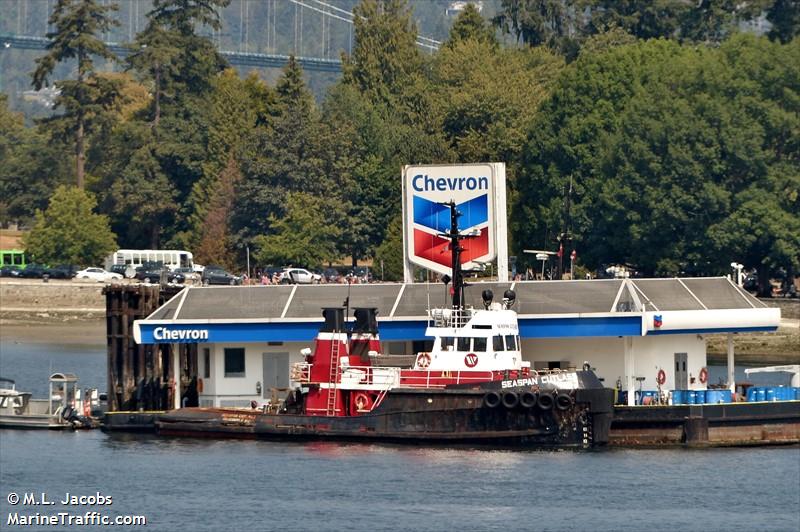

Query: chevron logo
[412,195,488,233]
[413,228,490,268]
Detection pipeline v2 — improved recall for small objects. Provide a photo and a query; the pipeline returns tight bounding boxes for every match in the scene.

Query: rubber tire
[538,392,554,411]
[203,279,210,286]
[143,277,151,284]
[520,391,537,409]
[556,393,573,411]
[483,391,502,408]
[501,391,520,409]
[229,278,236,285]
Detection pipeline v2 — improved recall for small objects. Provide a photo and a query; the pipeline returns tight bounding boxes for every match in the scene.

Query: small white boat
[0,373,94,429]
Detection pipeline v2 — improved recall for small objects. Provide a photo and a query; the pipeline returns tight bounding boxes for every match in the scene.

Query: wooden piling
[104,284,183,412]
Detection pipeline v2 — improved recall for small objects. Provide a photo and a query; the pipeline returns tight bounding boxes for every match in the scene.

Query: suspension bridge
[0,0,442,74]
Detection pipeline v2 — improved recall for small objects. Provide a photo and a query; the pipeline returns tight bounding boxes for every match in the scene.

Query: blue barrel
[756,388,767,402]
[672,390,686,405]
[640,391,657,405]
[687,390,697,404]
[719,390,732,403]
[706,390,720,404]
[766,387,776,402]
[795,388,800,400]
[617,391,627,405]
[695,390,706,404]
[775,387,786,401]
[746,387,756,402]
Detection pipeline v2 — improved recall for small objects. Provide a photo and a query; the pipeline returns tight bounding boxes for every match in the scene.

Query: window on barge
[224,348,246,378]
[441,337,454,350]
[457,337,471,351]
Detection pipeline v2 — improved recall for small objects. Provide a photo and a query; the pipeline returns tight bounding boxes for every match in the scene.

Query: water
[1,340,799,531]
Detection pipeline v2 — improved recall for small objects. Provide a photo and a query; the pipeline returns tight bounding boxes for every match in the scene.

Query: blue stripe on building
[137,316,646,344]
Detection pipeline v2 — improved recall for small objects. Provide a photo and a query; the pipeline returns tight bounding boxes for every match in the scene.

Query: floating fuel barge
[156,203,614,447]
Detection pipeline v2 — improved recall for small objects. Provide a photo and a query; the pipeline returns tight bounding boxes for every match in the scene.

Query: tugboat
[158,203,614,447]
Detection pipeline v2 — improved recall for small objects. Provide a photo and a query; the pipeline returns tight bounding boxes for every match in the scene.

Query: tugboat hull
[157,387,614,448]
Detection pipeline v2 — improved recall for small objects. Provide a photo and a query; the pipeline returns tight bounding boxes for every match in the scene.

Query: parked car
[173,267,201,284]
[109,264,128,276]
[323,267,341,283]
[0,266,21,277]
[75,267,123,283]
[18,263,50,278]
[278,268,322,284]
[136,266,185,284]
[202,267,241,286]
[47,264,78,279]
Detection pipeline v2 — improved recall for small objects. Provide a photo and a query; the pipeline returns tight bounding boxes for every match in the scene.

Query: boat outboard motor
[481,289,494,309]
[503,289,516,309]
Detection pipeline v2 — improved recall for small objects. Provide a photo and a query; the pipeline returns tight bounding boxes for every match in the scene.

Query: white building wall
[198,342,308,407]
[520,334,708,392]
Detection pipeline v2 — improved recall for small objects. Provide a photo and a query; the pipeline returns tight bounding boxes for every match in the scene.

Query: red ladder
[326,337,341,416]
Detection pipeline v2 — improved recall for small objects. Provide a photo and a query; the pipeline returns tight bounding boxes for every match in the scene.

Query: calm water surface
[0,338,798,531]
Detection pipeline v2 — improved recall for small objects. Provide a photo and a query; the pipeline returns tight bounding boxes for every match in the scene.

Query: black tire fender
[520,391,538,409]
[556,392,574,411]
[501,391,520,409]
[538,392,555,411]
[483,391,502,408]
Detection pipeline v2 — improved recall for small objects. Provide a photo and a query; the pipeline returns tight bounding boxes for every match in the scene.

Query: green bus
[0,249,27,269]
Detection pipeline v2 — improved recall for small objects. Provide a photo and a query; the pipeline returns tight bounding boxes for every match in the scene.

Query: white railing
[428,307,476,328]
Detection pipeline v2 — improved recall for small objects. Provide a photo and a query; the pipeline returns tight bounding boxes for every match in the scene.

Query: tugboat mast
[443,200,467,310]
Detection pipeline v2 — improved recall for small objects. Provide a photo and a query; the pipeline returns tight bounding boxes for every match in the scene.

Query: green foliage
[513,35,800,279]
[582,1,687,40]
[493,0,579,56]
[0,97,71,223]
[446,3,498,48]
[31,0,122,189]
[767,0,800,44]
[342,0,422,107]
[373,214,405,281]
[23,185,117,266]
[253,192,342,268]
[235,57,327,245]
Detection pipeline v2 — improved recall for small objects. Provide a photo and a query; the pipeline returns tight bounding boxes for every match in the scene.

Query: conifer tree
[31,0,121,189]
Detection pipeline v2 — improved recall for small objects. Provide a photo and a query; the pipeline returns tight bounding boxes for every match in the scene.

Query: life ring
[416,353,431,369]
[197,378,204,393]
[354,392,371,412]
[657,369,666,386]
[699,367,708,384]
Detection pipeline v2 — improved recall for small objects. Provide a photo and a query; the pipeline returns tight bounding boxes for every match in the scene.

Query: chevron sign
[403,164,504,276]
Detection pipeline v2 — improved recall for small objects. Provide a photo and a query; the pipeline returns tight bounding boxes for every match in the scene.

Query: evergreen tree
[446,3,498,48]
[0,96,72,223]
[31,0,121,189]
[767,0,800,44]
[342,0,422,106]
[253,192,342,268]
[235,57,327,246]
[195,157,242,270]
[24,185,117,265]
